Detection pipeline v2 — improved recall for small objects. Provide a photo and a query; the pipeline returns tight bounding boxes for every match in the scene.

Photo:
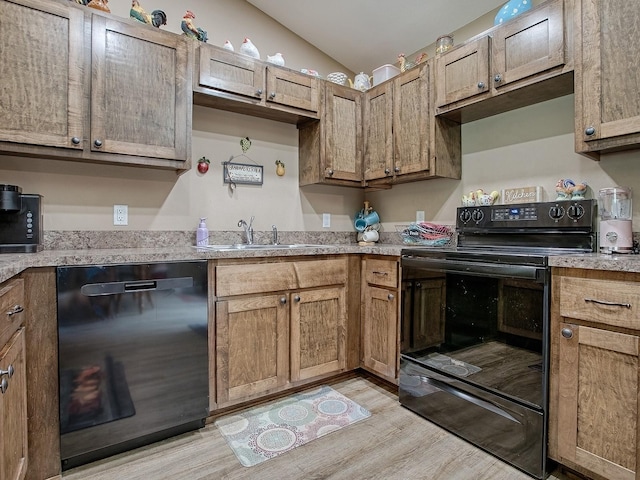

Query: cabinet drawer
[295,258,347,289]
[216,263,298,297]
[0,278,25,348]
[364,259,398,288]
[559,276,640,329]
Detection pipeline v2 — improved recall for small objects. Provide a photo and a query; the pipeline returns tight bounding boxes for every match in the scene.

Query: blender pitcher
[598,186,633,253]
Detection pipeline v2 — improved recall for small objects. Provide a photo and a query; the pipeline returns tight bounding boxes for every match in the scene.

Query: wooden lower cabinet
[550,268,640,480]
[214,257,350,408]
[0,328,28,480]
[361,257,400,381]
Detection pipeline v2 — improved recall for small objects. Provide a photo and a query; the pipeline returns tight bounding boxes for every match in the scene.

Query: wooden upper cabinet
[299,83,363,187]
[575,0,640,157]
[0,0,85,150]
[195,44,319,123]
[436,0,571,122]
[435,36,490,108]
[265,66,319,113]
[363,82,394,181]
[90,15,190,162]
[393,65,431,178]
[491,0,565,90]
[197,45,264,101]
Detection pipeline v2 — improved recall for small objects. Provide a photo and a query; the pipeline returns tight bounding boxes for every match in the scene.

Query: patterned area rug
[215,385,371,467]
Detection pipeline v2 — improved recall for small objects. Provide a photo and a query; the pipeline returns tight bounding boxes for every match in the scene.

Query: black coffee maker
[0,184,42,253]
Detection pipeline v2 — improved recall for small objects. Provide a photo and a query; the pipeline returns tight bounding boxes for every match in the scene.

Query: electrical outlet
[322,213,331,228]
[416,210,425,222]
[114,205,128,226]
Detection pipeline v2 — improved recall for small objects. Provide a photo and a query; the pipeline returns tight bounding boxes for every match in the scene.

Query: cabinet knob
[0,365,13,378]
[280,296,287,305]
[477,82,485,89]
[584,126,596,136]
[561,327,573,339]
[255,89,263,97]
[294,295,301,302]
[387,293,395,301]
[71,137,81,145]
[6,305,23,317]
[384,168,390,175]
[394,166,400,173]
[327,169,334,176]
[0,378,7,394]
[93,139,103,148]
[494,74,502,83]
[269,92,276,99]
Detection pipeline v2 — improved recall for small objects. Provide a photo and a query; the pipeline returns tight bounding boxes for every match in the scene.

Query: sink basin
[196,243,334,251]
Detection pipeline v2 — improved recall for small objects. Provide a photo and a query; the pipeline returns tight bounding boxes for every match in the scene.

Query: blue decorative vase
[494,0,532,25]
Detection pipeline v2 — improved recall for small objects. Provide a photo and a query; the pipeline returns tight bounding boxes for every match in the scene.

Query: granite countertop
[0,244,405,284]
[549,252,640,273]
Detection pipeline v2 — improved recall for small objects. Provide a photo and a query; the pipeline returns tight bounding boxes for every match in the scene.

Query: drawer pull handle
[6,305,24,317]
[0,365,14,378]
[372,271,388,276]
[585,298,631,309]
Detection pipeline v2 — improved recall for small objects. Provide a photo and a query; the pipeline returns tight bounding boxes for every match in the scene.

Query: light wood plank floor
[63,376,569,480]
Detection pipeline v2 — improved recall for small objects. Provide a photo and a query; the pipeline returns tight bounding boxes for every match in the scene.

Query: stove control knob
[471,209,484,223]
[567,203,585,220]
[459,209,472,224]
[549,205,565,220]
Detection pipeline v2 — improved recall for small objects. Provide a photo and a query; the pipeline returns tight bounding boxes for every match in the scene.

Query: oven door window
[401,268,546,409]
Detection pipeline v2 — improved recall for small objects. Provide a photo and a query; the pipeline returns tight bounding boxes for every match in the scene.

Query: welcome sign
[501,186,542,204]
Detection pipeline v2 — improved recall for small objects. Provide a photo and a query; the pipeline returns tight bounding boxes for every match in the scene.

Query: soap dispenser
[196,218,209,246]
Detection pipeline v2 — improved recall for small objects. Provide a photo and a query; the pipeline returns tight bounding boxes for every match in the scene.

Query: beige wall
[2,0,640,235]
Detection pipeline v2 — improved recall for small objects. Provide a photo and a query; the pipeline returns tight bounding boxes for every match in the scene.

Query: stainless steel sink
[196,243,334,251]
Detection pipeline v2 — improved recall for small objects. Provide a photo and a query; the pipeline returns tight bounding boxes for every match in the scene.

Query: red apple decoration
[197,156,210,174]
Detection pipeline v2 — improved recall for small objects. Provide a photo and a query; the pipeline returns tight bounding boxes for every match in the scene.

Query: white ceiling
[247,0,506,74]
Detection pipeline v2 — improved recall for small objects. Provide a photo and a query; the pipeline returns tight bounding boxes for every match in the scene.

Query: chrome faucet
[238,216,254,244]
[272,225,278,245]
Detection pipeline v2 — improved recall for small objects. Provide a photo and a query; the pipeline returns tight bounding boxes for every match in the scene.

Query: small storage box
[372,64,400,86]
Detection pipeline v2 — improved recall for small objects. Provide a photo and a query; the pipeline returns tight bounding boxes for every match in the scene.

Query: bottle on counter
[196,218,209,246]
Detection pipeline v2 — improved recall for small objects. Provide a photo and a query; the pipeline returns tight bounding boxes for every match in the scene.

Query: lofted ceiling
[247,0,506,74]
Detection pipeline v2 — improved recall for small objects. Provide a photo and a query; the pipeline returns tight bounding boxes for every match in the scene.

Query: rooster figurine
[266,52,285,66]
[397,53,414,73]
[181,10,208,42]
[130,1,166,28]
[239,37,260,59]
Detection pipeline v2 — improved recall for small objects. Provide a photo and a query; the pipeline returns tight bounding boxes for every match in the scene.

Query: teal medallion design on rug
[215,385,371,467]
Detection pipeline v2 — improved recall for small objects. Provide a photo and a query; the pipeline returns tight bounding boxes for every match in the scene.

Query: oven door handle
[402,257,543,281]
[420,375,521,424]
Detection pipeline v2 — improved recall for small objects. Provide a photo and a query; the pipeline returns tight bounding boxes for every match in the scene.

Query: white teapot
[349,72,372,91]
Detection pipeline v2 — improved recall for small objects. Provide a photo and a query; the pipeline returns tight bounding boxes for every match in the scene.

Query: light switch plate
[416,210,425,222]
[322,213,330,228]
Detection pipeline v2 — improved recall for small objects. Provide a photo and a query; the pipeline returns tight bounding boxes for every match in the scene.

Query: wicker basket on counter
[396,222,454,247]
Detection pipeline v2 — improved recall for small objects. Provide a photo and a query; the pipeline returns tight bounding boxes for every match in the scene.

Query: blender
[598,186,633,253]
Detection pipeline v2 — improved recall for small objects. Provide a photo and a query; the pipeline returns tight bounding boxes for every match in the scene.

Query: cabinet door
[435,36,490,108]
[363,82,393,181]
[0,329,27,480]
[216,295,289,407]
[0,0,84,150]
[91,15,190,161]
[491,0,564,90]
[197,44,264,101]
[577,0,640,150]
[557,323,638,480]
[290,286,346,382]
[393,65,430,177]
[362,285,398,380]
[324,84,363,183]
[266,66,319,113]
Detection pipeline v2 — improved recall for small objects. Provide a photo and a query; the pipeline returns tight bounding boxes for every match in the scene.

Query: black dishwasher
[56,261,209,470]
